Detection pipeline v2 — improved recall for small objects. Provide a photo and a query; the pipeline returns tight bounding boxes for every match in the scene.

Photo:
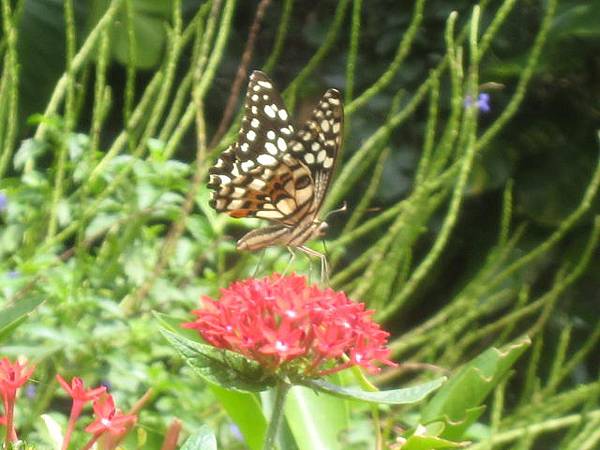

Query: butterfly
[207,70,343,269]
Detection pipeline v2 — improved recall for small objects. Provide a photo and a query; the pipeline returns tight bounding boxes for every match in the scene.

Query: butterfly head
[312,220,329,239]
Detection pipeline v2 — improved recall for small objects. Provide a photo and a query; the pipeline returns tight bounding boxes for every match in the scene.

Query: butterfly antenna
[324,201,348,221]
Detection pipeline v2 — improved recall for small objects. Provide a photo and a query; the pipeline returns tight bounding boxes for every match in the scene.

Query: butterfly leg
[251,249,267,277]
[281,246,296,277]
[298,246,329,286]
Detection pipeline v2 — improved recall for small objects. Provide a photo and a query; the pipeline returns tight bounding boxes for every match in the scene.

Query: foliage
[0,0,598,448]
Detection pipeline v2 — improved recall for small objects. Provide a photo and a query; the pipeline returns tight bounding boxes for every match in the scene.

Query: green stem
[263,379,291,450]
[31,0,124,148]
[468,410,600,450]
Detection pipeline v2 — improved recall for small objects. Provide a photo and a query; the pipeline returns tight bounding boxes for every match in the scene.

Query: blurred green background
[1,0,599,448]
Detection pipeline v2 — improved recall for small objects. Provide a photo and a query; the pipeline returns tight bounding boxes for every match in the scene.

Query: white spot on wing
[232,187,246,198]
[321,120,330,132]
[304,153,315,164]
[323,157,334,168]
[257,80,272,88]
[250,179,267,189]
[267,130,276,140]
[278,109,288,120]
[251,118,260,128]
[264,105,276,118]
[228,199,245,209]
[247,130,257,141]
[257,154,277,166]
[240,160,255,171]
[257,210,284,219]
[218,174,232,185]
[265,142,278,155]
[317,149,327,163]
[277,137,287,151]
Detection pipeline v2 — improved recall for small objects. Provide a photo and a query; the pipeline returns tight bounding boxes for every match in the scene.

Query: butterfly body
[208,71,343,253]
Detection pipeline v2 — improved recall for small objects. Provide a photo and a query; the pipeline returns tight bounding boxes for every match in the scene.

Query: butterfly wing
[209,71,315,225]
[208,71,343,228]
[288,89,343,212]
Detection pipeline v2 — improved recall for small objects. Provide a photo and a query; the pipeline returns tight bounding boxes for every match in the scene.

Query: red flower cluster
[0,359,137,450]
[85,393,137,437]
[56,375,136,450]
[0,357,35,443]
[184,274,396,376]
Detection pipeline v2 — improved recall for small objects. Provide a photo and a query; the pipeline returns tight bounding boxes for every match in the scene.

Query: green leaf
[153,311,202,341]
[211,384,267,450]
[303,377,446,404]
[159,327,276,392]
[155,313,267,450]
[0,297,44,343]
[180,425,217,450]
[401,434,467,450]
[40,414,64,449]
[420,336,531,439]
[285,382,350,450]
[13,139,48,170]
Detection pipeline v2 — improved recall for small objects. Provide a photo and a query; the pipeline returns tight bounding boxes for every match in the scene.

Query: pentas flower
[0,357,35,395]
[0,357,35,444]
[183,274,396,377]
[82,393,137,450]
[57,375,106,405]
[56,375,106,450]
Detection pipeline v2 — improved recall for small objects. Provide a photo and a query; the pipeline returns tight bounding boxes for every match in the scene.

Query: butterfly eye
[316,222,329,237]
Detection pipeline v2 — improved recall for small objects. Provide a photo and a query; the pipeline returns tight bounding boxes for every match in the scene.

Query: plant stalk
[263,379,291,450]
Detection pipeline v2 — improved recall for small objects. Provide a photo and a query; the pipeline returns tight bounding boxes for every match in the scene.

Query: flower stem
[82,432,103,450]
[262,379,291,450]
[4,393,17,445]
[62,402,83,450]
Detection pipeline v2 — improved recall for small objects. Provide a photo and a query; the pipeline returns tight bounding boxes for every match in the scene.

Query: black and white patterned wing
[288,89,343,211]
[208,71,311,223]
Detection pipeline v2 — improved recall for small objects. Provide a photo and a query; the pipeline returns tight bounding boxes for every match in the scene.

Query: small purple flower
[229,423,244,442]
[25,384,37,399]
[7,270,20,279]
[464,92,491,113]
[0,192,7,212]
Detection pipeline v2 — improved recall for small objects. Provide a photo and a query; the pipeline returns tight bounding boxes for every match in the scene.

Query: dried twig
[209,0,273,147]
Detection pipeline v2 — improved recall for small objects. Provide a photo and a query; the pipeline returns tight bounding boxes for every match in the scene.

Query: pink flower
[56,375,107,450]
[56,375,106,404]
[0,357,35,444]
[0,357,35,396]
[85,393,137,436]
[183,274,396,377]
